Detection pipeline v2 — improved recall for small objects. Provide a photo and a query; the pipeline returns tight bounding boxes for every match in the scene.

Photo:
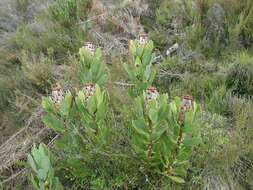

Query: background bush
[0,0,253,189]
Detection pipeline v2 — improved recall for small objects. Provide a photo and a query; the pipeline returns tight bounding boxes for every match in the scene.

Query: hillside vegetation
[0,0,253,189]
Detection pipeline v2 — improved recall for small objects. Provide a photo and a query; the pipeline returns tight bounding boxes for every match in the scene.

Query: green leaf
[54,178,64,190]
[59,92,73,117]
[135,57,142,67]
[142,49,152,66]
[96,73,107,86]
[42,114,65,133]
[157,96,169,121]
[136,43,144,58]
[87,95,97,114]
[184,110,194,124]
[95,48,102,59]
[123,63,136,81]
[27,154,37,172]
[96,102,107,121]
[66,159,89,178]
[149,68,157,84]
[145,40,154,52]
[129,40,136,55]
[168,175,185,184]
[132,119,149,139]
[40,155,51,172]
[159,132,175,157]
[77,91,85,104]
[42,97,55,113]
[148,108,158,124]
[171,167,187,177]
[30,174,40,189]
[37,168,48,181]
[95,85,103,106]
[176,147,191,162]
[182,122,199,134]
[134,96,145,117]
[150,127,167,141]
[143,64,152,81]
[183,138,201,147]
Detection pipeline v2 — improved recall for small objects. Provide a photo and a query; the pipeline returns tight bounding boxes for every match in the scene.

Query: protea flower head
[83,83,96,101]
[178,95,193,124]
[138,32,149,45]
[145,86,158,103]
[51,83,64,104]
[181,95,194,112]
[84,42,96,55]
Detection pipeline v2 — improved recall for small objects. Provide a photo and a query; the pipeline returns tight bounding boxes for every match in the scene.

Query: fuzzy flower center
[83,83,96,101]
[84,42,96,55]
[138,33,149,45]
[145,87,158,103]
[51,84,64,104]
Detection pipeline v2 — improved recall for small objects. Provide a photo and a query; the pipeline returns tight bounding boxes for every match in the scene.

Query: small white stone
[166,43,179,56]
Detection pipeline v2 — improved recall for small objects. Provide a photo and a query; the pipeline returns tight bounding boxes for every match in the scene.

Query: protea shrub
[78,42,107,86]
[27,143,63,190]
[130,89,201,184]
[28,35,202,189]
[123,34,156,96]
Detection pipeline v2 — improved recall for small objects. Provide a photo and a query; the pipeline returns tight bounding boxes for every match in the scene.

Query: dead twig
[113,81,134,87]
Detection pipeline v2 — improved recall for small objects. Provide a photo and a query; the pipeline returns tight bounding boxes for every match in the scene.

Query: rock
[165,43,201,64]
[166,43,179,56]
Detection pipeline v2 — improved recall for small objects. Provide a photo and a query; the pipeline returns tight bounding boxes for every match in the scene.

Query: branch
[158,71,185,79]
[112,81,134,87]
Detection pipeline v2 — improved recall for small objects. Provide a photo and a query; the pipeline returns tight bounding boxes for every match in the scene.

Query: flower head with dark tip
[179,95,194,125]
[181,95,194,112]
[51,83,64,104]
[83,83,96,101]
[145,86,158,104]
[138,32,149,45]
[84,42,96,55]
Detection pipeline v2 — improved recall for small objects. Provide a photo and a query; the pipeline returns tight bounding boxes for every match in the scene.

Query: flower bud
[181,95,194,112]
[145,87,158,103]
[83,83,96,101]
[84,42,96,55]
[178,95,193,124]
[51,83,64,104]
[138,32,149,45]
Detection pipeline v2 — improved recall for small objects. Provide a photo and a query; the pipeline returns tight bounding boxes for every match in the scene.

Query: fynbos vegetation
[0,0,252,189]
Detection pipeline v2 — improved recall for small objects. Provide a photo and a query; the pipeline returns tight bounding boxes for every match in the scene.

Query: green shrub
[179,75,226,101]
[49,0,92,27]
[15,0,31,15]
[20,51,54,92]
[39,46,112,188]
[226,52,253,96]
[0,76,14,111]
[15,23,89,56]
[15,0,92,56]
[130,93,201,184]
[15,25,41,53]
[123,37,156,96]
[41,85,113,187]
[15,0,253,189]
[27,143,63,190]
[26,34,204,189]
[78,45,108,86]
